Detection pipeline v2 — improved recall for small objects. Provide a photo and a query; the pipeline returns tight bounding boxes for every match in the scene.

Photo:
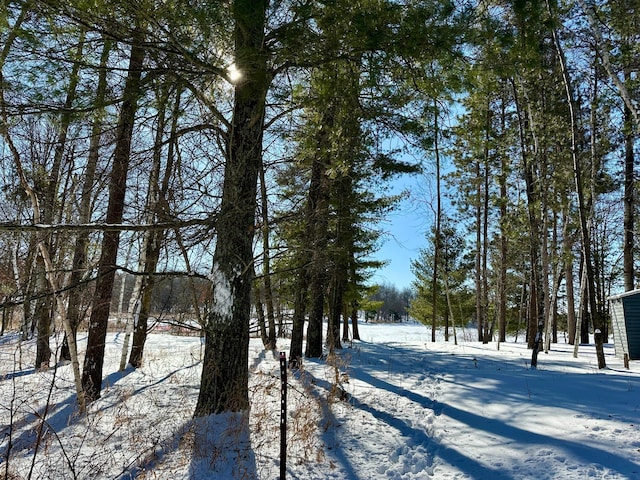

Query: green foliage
[409,217,470,327]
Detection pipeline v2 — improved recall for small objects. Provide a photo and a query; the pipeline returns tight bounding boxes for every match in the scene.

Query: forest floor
[1,322,639,479]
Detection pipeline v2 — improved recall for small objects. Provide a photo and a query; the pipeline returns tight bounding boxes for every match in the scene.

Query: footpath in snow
[1,322,639,479]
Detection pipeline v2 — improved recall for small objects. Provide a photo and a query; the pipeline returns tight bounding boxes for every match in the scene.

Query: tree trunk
[547,2,605,367]
[564,210,577,344]
[5,84,87,412]
[34,30,85,368]
[194,0,269,415]
[498,97,508,344]
[259,160,277,349]
[34,261,51,369]
[475,159,483,342]
[128,228,162,368]
[254,275,268,346]
[129,84,180,368]
[342,302,350,342]
[351,305,360,340]
[482,148,490,343]
[431,98,441,343]
[61,39,111,362]
[623,98,635,291]
[305,140,331,359]
[511,78,543,350]
[82,35,145,401]
[289,262,308,369]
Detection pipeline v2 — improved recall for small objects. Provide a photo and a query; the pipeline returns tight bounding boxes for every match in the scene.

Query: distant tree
[368,283,411,322]
[410,220,468,336]
[128,83,183,369]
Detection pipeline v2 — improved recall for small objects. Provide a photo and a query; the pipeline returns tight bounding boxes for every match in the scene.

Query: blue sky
[369,171,434,290]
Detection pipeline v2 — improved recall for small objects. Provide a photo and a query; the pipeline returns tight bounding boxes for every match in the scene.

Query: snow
[1,322,639,479]
[209,264,235,318]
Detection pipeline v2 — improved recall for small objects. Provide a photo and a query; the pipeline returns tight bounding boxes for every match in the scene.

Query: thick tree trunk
[289,263,308,369]
[305,146,331,359]
[305,205,329,357]
[328,171,353,352]
[194,0,269,415]
[82,36,145,401]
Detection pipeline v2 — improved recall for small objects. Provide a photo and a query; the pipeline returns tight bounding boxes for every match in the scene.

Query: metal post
[279,352,287,479]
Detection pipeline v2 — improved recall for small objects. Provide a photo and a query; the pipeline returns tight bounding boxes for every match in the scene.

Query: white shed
[608,289,640,362]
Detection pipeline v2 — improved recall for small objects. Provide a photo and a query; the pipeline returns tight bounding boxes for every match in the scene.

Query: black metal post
[279,351,287,479]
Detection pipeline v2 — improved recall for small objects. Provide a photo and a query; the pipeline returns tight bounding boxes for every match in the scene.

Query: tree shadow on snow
[116,411,260,479]
[188,413,258,480]
[1,367,36,382]
[333,365,508,479]
[346,341,640,478]
[292,368,361,479]
[0,366,137,465]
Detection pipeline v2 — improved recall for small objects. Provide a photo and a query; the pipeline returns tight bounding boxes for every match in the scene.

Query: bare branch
[0,217,216,233]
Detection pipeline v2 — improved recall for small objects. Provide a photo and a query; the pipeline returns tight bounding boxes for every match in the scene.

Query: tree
[194,0,270,415]
[81,28,146,401]
[60,38,112,363]
[410,219,468,335]
[128,83,183,368]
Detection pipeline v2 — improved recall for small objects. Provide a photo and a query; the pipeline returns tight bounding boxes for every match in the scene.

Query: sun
[227,63,242,83]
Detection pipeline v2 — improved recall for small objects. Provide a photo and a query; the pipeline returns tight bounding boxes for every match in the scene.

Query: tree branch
[0,217,216,233]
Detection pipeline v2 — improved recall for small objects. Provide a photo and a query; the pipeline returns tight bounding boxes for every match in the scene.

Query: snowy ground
[1,322,639,479]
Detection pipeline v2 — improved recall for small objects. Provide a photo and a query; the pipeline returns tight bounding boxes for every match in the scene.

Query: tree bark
[305,158,330,358]
[623,99,635,291]
[289,261,309,369]
[194,0,269,415]
[82,34,145,401]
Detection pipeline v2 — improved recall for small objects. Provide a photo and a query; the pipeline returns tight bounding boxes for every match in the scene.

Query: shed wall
[622,294,640,360]
[610,299,628,360]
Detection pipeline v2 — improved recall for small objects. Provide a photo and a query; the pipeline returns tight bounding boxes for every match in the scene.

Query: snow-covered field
[1,322,639,479]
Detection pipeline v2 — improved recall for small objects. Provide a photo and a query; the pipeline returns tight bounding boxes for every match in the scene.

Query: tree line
[409,0,638,368]
[0,0,637,417]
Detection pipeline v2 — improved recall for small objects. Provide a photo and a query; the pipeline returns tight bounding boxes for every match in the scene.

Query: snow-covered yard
[1,322,639,479]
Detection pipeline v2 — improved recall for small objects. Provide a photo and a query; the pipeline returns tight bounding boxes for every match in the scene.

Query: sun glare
[227,63,242,83]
